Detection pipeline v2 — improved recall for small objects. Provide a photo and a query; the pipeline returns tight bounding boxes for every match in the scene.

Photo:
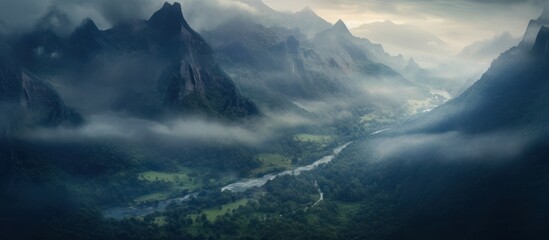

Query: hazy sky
[263,0,545,52]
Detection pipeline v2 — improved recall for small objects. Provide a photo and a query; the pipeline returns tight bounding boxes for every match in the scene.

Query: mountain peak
[148,2,187,34]
[333,19,352,35]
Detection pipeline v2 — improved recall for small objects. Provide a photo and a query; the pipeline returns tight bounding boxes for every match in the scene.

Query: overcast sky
[263,0,546,52]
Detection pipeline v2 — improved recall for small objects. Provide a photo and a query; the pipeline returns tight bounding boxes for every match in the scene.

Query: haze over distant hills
[458,32,520,61]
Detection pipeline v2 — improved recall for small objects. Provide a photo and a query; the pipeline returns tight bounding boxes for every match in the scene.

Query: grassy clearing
[202,199,250,221]
[136,169,239,205]
[294,134,332,143]
[250,154,292,176]
[139,171,191,183]
[134,192,170,203]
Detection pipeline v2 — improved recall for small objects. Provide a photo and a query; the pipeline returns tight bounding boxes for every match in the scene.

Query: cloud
[369,131,535,162]
[23,110,314,146]
[25,114,261,145]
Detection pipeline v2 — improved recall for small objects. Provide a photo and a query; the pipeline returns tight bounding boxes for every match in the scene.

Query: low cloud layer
[24,111,313,146]
[369,131,535,162]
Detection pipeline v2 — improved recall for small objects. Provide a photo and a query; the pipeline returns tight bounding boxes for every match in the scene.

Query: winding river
[104,142,352,219]
[221,142,352,192]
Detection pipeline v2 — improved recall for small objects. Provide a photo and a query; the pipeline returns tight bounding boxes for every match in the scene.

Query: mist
[23,110,316,147]
[368,131,535,163]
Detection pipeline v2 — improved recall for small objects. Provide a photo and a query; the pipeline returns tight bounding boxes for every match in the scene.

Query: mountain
[458,32,520,60]
[11,2,258,120]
